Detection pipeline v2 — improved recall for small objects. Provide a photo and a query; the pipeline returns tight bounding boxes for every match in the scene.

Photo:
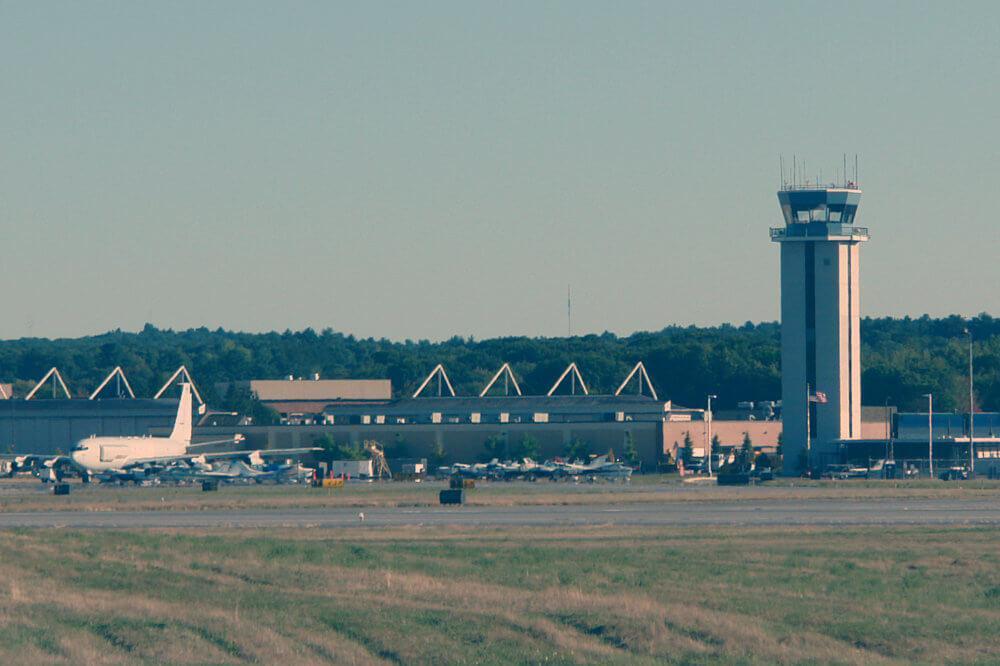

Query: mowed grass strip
[2,525,1000,663]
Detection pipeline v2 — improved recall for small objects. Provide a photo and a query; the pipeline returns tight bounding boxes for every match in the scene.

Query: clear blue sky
[2,2,997,341]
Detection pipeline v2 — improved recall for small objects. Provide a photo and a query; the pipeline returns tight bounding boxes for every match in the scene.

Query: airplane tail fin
[169,383,193,444]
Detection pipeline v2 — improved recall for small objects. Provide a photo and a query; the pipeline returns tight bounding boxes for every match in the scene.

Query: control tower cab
[771,184,869,475]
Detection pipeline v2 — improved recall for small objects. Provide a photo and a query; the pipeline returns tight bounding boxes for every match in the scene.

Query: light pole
[885,396,892,463]
[923,393,933,478]
[706,394,717,476]
[966,328,975,475]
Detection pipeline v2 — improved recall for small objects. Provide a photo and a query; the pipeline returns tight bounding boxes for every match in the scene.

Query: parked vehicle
[939,466,970,481]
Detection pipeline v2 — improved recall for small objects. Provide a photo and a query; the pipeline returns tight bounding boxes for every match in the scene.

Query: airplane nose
[71,446,88,466]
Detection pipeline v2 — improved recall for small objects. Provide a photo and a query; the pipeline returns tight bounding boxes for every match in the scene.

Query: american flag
[809,390,827,403]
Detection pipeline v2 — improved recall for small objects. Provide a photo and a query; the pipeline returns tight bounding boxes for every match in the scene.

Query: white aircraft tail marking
[169,383,193,444]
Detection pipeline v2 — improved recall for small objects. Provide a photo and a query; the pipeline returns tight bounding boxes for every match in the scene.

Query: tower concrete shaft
[771,186,868,474]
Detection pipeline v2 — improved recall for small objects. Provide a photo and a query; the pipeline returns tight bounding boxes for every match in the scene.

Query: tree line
[0,314,996,413]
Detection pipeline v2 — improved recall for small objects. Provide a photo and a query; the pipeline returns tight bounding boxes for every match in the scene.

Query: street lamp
[706,394,717,476]
[966,328,975,475]
[923,393,933,478]
[885,396,892,463]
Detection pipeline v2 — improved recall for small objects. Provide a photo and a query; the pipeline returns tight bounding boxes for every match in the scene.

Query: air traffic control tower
[771,183,868,474]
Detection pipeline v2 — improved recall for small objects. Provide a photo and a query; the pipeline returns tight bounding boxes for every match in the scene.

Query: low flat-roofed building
[216,378,392,414]
[661,420,783,459]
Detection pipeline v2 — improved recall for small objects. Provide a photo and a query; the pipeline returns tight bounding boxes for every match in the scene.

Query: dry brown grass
[2,524,1000,663]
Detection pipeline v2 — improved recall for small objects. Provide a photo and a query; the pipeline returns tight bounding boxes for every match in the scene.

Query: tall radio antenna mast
[567,285,571,337]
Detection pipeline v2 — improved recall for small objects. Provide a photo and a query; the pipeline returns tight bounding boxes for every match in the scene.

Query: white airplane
[551,455,633,481]
[70,383,318,482]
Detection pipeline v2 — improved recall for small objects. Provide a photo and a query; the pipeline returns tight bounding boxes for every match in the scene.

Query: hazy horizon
[4,310,995,346]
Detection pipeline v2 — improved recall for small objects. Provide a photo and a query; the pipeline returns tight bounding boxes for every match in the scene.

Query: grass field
[3,523,1000,663]
[5,475,1000,514]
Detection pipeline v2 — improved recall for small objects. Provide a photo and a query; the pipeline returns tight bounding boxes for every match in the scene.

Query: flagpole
[806,383,811,473]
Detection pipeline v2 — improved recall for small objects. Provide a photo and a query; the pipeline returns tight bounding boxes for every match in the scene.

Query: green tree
[622,431,639,465]
[335,441,367,460]
[483,435,505,461]
[315,434,365,460]
[564,436,590,462]
[513,434,540,460]
[313,433,338,455]
[738,432,753,468]
[221,386,279,425]
[711,434,721,457]
[2,315,999,416]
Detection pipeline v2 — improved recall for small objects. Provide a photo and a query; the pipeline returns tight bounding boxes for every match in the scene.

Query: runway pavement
[2,497,1000,528]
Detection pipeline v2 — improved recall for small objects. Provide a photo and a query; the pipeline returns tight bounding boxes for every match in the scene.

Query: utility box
[716,472,750,486]
[439,489,464,505]
[201,480,219,492]
[53,483,70,496]
[311,477,344,488]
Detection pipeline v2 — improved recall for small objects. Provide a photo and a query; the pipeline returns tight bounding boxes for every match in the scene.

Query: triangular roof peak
[547,362,589,396]
[154,366,204,405]
[25,367,72,400]
[413,364,456,397]
[615,362,658,401]
[479,363,522,397]
[89,366,136,400]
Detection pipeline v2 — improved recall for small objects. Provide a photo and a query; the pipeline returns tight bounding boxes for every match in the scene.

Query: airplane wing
[186,434,246,449]
[247,447,323,458]
[120,447,322,469]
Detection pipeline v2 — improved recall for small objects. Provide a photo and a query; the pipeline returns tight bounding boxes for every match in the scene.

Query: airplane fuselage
[70,435,188,473]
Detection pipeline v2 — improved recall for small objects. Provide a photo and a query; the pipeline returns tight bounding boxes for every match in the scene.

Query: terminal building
[841,412,1000,475]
